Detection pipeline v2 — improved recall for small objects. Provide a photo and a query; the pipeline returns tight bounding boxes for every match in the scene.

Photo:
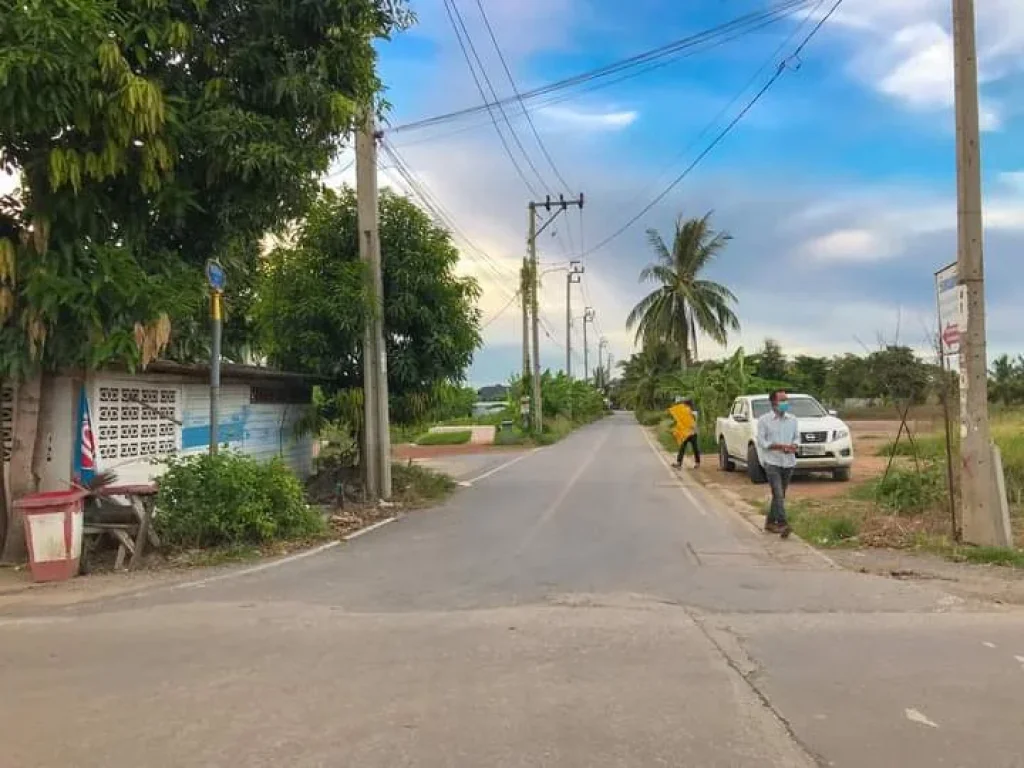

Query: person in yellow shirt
[668,396,701,470]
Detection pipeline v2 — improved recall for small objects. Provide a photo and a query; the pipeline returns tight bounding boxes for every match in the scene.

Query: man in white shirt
[756,389,799,538]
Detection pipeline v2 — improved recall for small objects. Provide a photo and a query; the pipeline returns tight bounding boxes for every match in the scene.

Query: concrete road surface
[3,414,1023,767]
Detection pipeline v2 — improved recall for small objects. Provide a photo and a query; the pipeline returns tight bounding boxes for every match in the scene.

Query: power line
[380,139,518,298]
[442,0,545,196]
[583,0,844,257]
[482,290,521,329]
[389,1,813,135]
[472,0,573,195]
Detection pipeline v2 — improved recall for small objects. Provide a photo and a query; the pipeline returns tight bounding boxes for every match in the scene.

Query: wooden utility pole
[356,113,392,500]
[951,0,1007,545]
[527,194,584,434]
[566,261,583,378]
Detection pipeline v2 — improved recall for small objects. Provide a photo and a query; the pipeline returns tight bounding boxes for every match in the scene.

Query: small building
[34,362,315,490]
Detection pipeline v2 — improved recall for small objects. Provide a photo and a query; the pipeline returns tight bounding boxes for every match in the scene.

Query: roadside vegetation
[415,430,472,446]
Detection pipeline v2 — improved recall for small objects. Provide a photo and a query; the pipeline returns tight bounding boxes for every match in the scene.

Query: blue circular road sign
[206,260,226,291]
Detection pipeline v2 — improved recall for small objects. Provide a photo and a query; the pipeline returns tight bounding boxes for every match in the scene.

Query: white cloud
[827,0,1023,129]
[538,106,638,131]
[803,228,898,263]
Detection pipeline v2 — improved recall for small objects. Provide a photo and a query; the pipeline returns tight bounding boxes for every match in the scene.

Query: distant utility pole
[583,307,595,384]
[527,194,584,433]
[356,112,392,501]
[598,337,609,386]
[566,261,583,378]
[952,0,1008,546]
[521,261,530,386]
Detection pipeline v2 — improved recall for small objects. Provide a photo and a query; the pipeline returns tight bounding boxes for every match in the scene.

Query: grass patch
[392,462,457,506]
[853,463,946,515]
[415,429,472,446]
[952,546,1024,568]
[786,500,860,547]
[493,427,530,446]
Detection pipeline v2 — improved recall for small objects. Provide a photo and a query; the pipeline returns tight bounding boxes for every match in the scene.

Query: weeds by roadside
[415,430,472,446]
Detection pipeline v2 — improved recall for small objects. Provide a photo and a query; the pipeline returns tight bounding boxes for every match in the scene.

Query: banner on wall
[74,384,97,485]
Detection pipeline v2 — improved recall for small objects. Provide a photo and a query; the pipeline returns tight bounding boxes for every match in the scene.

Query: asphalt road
[3,414,1023,767]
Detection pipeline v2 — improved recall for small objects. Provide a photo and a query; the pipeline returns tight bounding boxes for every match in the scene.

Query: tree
[255,187,481,425]
[753,338,788,383]
[0,0,412,558]
[626,213,739,367]
[866,346,930,404]
[989,355,1024,406]
[790,355,829,398]
[824,354,870,402]
[616,342,682,412]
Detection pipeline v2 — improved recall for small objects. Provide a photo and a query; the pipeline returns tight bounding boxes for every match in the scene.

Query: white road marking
[983,641,996,648]
[515,431,610,552]
[638,424,706,516]
[462,448,541,486]
[170,540,343,591]
[905,708,940,729]
[342,516,397,541]
[0,616,74,629]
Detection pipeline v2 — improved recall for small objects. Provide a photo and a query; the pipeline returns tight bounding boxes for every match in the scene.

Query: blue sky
[343,0,1024,387]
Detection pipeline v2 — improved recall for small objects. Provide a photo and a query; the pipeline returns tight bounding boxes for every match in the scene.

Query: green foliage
[0,0,413,377]
[256,187,481,418]
[392,462,456,504]
[493,428,529,446]
[415,430,472,446]
[690,348,748,438]
[626,213,740,365]
[787,502,860,547]
[953,546,1024,568]
[752,339,788,382]
[155,452,324,549]
[857,463,946,516]
[989,355,1024,406]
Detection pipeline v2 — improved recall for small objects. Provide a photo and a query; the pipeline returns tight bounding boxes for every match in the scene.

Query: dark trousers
[676,434,701,466]
[765,464,793,526]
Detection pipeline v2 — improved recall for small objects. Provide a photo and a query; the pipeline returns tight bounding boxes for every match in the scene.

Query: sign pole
[206,260,227,456]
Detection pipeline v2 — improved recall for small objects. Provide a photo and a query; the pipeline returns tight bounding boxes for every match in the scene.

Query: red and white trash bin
[17,489,87,583]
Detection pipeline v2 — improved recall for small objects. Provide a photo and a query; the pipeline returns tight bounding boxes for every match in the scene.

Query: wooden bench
[82,484,159,573]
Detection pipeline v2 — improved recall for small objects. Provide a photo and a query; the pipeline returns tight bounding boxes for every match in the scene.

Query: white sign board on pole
[935,263,966,357]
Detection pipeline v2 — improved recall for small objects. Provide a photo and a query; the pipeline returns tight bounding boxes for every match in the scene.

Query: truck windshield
[751,397,826,418]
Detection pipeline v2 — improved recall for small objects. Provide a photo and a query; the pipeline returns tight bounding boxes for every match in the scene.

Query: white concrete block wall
[82,373,313,487]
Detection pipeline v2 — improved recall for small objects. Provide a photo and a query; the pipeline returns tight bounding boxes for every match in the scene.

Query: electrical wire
[472,0,573,195]
[482,290,521,329]
[442,0,545,197]
[380,138,518,299]
[583,0,844,257]
[388,1,814,135]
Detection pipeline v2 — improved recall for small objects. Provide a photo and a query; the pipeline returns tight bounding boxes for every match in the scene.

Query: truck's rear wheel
[718,439,736,472]
[833,467,851,482]
[747,443,767,484]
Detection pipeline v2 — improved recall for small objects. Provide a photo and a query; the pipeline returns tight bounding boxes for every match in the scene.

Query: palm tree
[626,213,740,367]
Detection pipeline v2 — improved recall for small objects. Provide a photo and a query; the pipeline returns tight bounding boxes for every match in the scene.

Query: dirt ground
[690,419,923,507]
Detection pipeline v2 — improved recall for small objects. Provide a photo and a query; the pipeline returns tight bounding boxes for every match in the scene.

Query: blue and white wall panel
[87,373,312,486]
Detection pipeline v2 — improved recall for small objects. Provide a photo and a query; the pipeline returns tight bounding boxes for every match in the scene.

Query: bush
[860,463,945,516]
[636,409,664,426]
[156,452,324,549]
[392,462,456,503]
[415,430,472,446]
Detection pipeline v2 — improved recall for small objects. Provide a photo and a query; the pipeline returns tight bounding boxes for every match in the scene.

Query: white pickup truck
[715,394,854,483]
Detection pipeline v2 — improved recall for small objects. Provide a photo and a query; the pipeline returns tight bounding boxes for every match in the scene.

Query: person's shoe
[693,463,701,470]
[779,524,792,539]
[764,521,782,534]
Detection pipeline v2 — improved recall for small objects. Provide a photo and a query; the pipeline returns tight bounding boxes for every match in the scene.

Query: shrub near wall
[156,452,324,549]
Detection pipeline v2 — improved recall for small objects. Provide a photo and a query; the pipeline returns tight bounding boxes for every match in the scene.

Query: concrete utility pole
[952,0,1008,546]
[521,260,530,387]
[598,337,609,386]
[527,194,584,433]
[583,307,595,384]
[356,112,392,500]
[566,261,583,378]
